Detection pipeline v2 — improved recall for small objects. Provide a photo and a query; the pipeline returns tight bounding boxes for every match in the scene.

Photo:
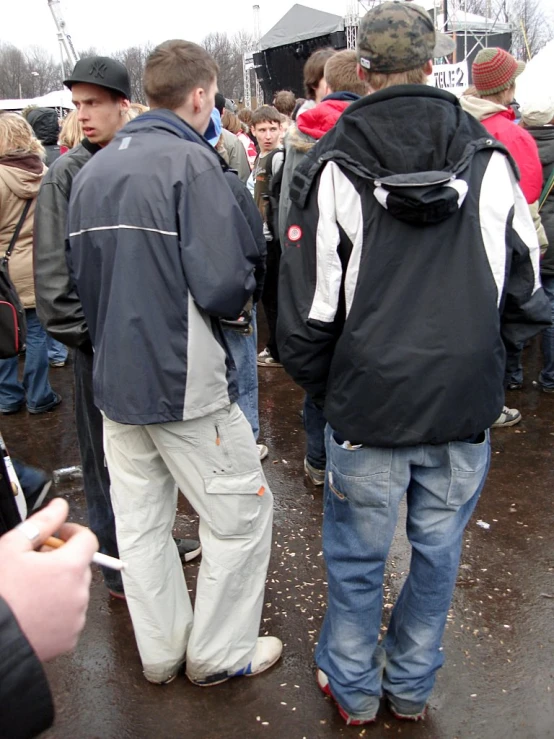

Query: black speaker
[254,31,348,101]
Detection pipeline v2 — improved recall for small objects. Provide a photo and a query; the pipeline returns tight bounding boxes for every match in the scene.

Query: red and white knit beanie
[472,47,525,97]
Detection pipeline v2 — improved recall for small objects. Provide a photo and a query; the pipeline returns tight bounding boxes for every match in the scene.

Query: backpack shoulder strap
[4,199,33,261]
[539,168,554,212]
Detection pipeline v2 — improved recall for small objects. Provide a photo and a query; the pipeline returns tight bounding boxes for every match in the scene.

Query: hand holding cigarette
[0,499,98,662]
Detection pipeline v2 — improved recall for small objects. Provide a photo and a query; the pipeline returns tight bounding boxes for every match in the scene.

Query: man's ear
[423,60,433,76]
[120,98,131,115]
[356,63,366,81]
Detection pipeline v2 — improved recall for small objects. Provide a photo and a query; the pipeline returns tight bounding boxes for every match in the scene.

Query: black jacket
[527,125,554,277]
[278,86,551,448]
[27,108,61,168]
[34,139,99,350]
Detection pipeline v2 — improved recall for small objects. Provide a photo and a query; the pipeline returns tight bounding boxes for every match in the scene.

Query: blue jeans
[539,275,554,389]
[47,336,68,364]
[304,394,326,470]
[223,306,259,441]
[0,309,58,412]
[315,425,490,720]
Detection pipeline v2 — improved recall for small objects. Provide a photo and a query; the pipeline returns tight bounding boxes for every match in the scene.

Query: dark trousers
[261,239,281,361]
[74,348,122,592]
[304,394,327,470]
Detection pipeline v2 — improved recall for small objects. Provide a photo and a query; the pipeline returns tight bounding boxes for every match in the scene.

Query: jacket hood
[297,99,353,141]
[27,107,60,146]
[291,85,512,226]
[459,95,511,122]
[0,154,45,199]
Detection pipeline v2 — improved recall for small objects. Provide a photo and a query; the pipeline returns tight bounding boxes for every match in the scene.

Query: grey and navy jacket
[67,110,265,425]
[277,85,551,448]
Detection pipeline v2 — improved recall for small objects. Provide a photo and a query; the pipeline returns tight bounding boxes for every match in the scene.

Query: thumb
[8,498,69,551]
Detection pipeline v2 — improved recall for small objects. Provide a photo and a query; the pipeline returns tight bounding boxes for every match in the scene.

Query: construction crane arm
[47,0,79,69]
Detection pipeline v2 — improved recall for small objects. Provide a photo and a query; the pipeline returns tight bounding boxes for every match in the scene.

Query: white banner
[430,61,469,95]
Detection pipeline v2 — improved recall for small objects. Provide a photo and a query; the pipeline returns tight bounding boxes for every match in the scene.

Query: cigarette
[44,536,128,571]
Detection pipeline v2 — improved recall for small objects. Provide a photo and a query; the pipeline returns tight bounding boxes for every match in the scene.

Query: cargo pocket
[204,469,265,537]
[447,431,489,507]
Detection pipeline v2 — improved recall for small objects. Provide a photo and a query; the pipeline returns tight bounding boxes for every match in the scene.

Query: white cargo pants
[102,403,273,683]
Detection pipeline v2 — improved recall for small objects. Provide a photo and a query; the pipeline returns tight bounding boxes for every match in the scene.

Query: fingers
[9,498,69,551]
[54,526,98,567]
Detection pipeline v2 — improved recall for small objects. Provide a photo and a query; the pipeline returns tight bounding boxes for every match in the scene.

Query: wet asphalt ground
[2,331,553,739]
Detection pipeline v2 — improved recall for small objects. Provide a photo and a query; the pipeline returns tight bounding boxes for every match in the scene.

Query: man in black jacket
[277,1,551,726]
[26,107,61,168]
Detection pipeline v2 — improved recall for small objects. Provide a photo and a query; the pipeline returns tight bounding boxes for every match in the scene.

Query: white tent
[259,3,344,50]
[0,88,73,112]
[516,39,554,123]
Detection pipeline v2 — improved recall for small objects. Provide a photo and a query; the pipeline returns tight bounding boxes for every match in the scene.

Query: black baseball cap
[64,56,131,100]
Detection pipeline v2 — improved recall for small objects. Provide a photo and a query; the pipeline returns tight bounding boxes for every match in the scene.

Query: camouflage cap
[357,1,456,74]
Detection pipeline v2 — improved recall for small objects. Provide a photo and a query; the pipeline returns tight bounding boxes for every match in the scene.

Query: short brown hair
[144,40,218,110]
[324,50,367,96]
[238,108,253,126]
[303,48,335,100]
[273,90,296,117]
[361,66,429,91]
[221,109,243,135]
[250,105,282,128]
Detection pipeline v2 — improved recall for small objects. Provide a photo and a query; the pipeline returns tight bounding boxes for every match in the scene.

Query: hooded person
[26,108,61,168]
[277,1,550,725]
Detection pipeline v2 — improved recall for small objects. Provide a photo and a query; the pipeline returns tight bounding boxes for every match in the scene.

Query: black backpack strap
[4,199,33,262]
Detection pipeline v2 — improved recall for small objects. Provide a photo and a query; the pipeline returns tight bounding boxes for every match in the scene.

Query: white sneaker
[257,443,268,461]
[492,405,522,428]
[187,636,283,687]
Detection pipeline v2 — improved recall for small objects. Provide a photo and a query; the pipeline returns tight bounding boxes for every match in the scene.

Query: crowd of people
[0,0,553,736]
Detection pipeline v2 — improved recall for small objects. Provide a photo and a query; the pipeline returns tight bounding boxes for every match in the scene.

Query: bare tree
[200,31,256,101]
[462,0,553,58]
[113,44,154,104]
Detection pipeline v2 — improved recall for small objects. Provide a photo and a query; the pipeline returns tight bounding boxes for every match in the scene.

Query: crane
[47,0,79,80]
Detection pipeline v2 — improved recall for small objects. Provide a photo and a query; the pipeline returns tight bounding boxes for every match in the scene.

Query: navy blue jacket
[68,110,265,425]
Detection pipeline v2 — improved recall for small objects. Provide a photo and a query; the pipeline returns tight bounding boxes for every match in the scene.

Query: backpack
[263,148,286,245]
[0,200,30,359]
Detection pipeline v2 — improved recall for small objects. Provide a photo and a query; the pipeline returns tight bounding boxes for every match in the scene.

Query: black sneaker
[28,393,62,415]
[175,538,202,562]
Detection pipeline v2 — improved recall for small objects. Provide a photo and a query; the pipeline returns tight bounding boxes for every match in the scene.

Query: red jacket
[480,109,543,203]
[297,99,351,140]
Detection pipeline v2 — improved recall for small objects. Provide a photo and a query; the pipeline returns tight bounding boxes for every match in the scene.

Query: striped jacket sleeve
[277,162,355,404]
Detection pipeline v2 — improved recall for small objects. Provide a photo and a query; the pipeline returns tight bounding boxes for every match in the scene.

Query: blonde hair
[127,103,149,121]
[0,113,44,158]
[59,111,83,149]
[362,67,429,92]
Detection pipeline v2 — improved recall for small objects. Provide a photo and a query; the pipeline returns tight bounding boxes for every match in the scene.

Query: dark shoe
[0,403,24,415]
[506,382,522,391]
[532,380,554,394]
[28,393,62,415]
[107,588,126,600]
[317,670,377,725]
[175,538,201,562]
[304,458,325,486]
[387,696,427,721]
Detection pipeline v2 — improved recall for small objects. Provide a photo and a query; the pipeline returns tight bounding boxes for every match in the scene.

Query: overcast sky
[3,0,348,57]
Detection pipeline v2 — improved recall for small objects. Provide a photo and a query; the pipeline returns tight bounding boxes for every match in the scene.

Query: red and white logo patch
[287,225,303,242]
